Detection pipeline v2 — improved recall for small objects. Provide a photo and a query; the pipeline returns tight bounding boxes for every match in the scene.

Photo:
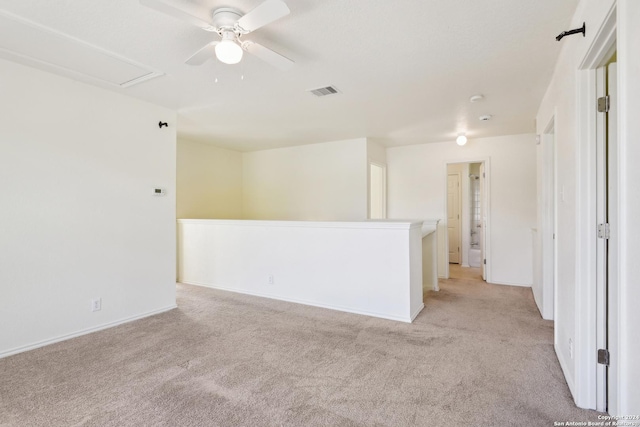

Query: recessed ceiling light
[479,114,492,121]
[470,95,484,103]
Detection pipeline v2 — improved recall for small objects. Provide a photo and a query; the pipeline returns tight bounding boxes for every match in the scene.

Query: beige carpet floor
[1,267,602,426]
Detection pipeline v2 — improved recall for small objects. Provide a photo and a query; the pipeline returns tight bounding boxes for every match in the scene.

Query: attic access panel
[0,11,162,88]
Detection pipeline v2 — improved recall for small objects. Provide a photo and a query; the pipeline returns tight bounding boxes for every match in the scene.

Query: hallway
[422,264,601,424]
[448,264,483,281]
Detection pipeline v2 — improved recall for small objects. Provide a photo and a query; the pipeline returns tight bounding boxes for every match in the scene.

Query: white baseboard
[555,341,576,400]
[183,281,415,323]
[410,303,425,321]
[0,305,177,359]
[487,279,532,288]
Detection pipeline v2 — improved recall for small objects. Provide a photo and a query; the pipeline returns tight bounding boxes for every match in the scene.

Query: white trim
[573,2,617,410]
[183,281,418,323]
[410,303,426,322]
[0,305,177,359]
[605,61,621,416]
[486,280,531,288]
[595,64,608,414]
[177,218,422,230]
[460,163,470,268]
[556,337,576,399]
[578,5,617,70]
[614,0,635,416]
[536,114,556,321]
[574,66,599,411]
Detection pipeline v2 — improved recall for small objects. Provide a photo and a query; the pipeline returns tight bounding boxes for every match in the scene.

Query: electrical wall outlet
[268,275,274,285]
[91,298,102,312]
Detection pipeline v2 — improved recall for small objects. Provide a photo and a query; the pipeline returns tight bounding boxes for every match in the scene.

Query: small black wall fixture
[158,121,168,129]
[556,22,586,41]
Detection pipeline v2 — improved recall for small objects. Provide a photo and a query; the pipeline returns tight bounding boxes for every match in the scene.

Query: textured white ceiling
[0,0,579,151]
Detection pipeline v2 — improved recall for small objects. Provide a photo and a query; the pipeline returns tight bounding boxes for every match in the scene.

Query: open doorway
[369,162,387,219]
[446,160,489,281]
[535,118,556,321]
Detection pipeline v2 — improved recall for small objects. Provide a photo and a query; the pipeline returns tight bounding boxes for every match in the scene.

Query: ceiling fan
[139,0,294,70]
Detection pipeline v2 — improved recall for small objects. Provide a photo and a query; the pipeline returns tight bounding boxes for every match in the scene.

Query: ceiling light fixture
[215,31,243,64]
[470,94,484,103]
[456,133,468,146]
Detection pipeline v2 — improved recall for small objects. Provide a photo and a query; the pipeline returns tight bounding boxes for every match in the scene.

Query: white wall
[177,139,243,219]
[618,1,640,414]
[367,139,387,165]
[178,219,424,323]
[242,138,368,220]
[387,134,537,286]
[536,2,594,403]
[177,137,375,222]
[536,0,640,414]
[0,58,177,357]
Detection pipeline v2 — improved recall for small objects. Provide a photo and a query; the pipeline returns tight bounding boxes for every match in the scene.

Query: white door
[369,163,386,219]
[606,60,619,416]
[479,163,486,280]
[595,60,618,413]
[539,121,556,321]
[606,61,619,415]
[447,173,461,264]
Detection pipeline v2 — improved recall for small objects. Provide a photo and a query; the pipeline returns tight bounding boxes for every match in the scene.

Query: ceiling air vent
[308,86,340,97]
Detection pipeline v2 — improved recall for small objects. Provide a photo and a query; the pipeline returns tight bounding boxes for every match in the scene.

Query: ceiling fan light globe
[215,40,243,64]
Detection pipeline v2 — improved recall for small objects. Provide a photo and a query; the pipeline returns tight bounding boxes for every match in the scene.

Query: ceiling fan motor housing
[211,8,244,33]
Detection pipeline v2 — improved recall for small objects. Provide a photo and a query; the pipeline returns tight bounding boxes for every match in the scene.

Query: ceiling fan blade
[185,41,219,65]
[236,0,290,33]
[139,0,214,30]
[244,41,294,71]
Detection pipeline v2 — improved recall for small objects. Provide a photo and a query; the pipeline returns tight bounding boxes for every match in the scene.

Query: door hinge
[483,259,486,265]
[598,349,610,366]
[597,223,610,239]
[597,95,610,113]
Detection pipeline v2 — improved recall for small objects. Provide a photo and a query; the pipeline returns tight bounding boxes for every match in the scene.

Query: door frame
[571,2,617,411]
[368,161,387,219]
[597,60,619,415]
[443,157,491,281]
[538,116,557,322]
